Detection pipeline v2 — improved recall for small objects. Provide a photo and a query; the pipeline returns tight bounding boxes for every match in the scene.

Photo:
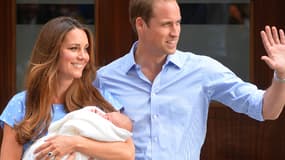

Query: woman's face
[57,28,90,81]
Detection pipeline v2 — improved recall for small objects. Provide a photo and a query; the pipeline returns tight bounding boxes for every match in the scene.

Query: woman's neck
[53,79,73,104]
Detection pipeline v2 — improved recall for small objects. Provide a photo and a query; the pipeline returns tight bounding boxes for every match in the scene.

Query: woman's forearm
[73,136,135,160]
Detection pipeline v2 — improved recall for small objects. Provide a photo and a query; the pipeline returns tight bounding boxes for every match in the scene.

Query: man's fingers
[272,26,281,44]
[280,29,285,44]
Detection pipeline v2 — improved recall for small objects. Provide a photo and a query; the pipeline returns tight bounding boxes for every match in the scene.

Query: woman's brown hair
[15,16,116,144]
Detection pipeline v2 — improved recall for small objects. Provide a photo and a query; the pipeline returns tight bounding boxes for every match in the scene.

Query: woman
[0,16,134,160]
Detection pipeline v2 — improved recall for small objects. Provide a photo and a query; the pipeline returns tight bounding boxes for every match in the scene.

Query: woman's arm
[34,110,135,160]
[34,135,135,160]
[74,136,135,159]
[0,124,23,160]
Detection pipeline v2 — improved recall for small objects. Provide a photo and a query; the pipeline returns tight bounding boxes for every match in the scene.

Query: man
[94,0,285,159]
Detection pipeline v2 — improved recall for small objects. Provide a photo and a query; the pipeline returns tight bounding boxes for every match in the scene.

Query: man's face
[139,0,181,56]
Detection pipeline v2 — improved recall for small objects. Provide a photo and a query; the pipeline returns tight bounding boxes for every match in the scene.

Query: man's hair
[129,0,177,33]
[129,0,153,33]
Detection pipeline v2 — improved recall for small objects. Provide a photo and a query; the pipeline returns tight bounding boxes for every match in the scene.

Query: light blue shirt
[94,42,265,160]
[0,89,121,154]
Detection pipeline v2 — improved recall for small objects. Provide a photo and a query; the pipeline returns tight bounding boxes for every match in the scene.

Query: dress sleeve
[0,91,26,128]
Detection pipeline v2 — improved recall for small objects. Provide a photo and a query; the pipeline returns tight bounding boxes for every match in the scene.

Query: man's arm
[260,26,285,120]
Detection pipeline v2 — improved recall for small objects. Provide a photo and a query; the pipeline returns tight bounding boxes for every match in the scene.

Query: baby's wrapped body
[22,106,132,160]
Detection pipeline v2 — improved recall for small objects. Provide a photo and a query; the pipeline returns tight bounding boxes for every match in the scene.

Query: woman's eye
[69,47,78,51]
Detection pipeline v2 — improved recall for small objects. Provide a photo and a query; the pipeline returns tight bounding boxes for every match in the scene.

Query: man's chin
[166,48,177,55]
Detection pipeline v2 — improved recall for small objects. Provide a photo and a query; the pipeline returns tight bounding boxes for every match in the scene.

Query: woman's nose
[78,48,89,60]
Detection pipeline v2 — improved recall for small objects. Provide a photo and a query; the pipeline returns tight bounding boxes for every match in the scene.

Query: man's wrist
[273,70,285,83]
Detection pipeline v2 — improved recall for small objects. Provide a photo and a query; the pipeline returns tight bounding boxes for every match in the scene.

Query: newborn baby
[22,106,132,160]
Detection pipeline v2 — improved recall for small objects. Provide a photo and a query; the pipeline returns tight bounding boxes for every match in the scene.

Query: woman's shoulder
[5,90,26,108]
[6,91,27,108]
[0,91,27,128]
[11,90,27,100]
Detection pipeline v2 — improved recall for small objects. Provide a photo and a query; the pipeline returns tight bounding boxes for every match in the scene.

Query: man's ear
[135,17,146,32]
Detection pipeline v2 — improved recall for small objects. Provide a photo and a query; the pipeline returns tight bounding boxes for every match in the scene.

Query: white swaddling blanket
[22,106,132,160]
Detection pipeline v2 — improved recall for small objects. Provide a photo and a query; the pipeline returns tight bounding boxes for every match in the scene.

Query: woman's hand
[34,135,79,160]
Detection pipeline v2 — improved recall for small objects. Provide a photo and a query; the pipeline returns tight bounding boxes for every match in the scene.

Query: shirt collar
[121,41,138,74]
[165,51,185,69]
[122,41,186,74]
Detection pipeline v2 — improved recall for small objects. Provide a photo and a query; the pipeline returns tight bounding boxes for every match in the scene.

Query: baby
[22,106,132,160]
